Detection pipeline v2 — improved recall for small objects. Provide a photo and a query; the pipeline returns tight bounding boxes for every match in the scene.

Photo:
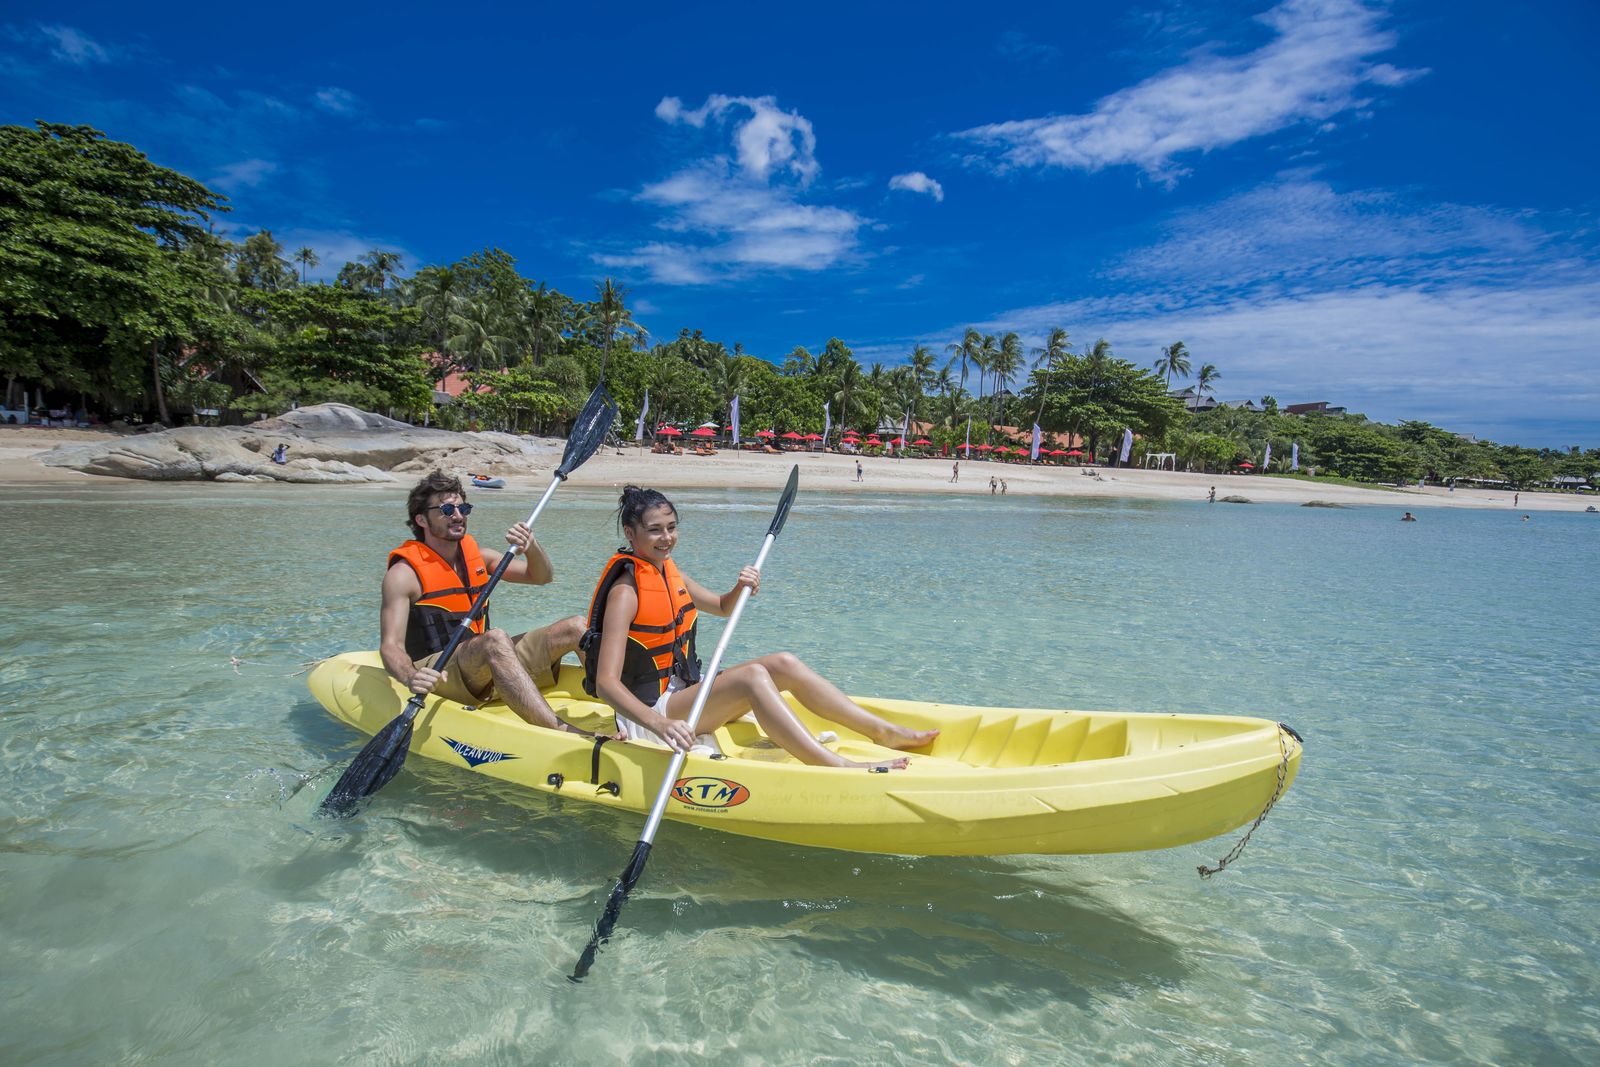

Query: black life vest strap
[589,735,611,785]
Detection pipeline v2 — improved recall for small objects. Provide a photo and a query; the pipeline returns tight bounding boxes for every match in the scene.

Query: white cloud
[889,172,945,202]
[210,158,278,191]
[956,0,1426,183]
[602,95,866,284]
[313,86,361,116]
[38,24,108,65]
[655,94,818,183]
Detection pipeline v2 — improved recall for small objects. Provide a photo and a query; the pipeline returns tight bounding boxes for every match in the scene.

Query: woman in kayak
[581,485,937,770]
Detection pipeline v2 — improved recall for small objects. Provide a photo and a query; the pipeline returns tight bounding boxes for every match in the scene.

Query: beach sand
[2,424,1590,511]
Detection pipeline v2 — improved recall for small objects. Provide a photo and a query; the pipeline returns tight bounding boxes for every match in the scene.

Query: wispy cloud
[889,172,945,202]
[313,86,361,116]
[956,0,1425,184]
[38,24,109,65]
[601,94,867,285]
[995,30,1059,66]
[210,158,278,192]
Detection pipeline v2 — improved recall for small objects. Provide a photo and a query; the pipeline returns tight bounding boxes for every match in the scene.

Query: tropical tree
[944,327,981,399]
[907,344,937,396]
[1152,341,1191,390]
[992,332,1025,421]
[408,265,467,371]
[294,247,320,285]
[589,276,636,373]
[1196,362,1221,405]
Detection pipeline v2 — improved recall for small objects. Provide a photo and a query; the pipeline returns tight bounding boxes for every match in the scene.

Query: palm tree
[944,327,981,399]
[1030,326,1072,430]
[1152,341,1191,390]
[907,344,936,396]
[992,332,1024,422]
[294,246,319,285]
[525,282,564,366]
[831,358,865,438]
[448,299,515,372]
[410,265,467,370]
[975,333,999,409]
[362,249,404,293]
[590,276,636,373]
[1196,362,1221,406]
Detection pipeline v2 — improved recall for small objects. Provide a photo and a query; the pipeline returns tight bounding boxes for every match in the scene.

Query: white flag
[1119,427,1133,462]
[730,394,741,447]
[1291,441,1299,471]
[635,389,649,441]
[823,401,831,446]
[1030,423,1042,461]
[964,417,971,453]
[901,411,911,455]
[1262,442,1272,471]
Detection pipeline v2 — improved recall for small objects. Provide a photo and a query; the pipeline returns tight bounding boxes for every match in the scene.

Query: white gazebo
[1144,452,1177,470]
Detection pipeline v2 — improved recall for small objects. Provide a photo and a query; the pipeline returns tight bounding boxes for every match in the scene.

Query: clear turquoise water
[1,481,1596,1065]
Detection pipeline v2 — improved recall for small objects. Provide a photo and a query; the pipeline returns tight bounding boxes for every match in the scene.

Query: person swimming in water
[580,486,938,770]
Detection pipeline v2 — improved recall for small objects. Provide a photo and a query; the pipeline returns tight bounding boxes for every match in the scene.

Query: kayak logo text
[443,737,518,768]
[672,777,750,809]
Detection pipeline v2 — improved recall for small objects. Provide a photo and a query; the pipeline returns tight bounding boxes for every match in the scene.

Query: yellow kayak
[309,651,1302,857]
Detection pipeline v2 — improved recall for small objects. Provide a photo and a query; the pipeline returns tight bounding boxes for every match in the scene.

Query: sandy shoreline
[2,424,1591,511]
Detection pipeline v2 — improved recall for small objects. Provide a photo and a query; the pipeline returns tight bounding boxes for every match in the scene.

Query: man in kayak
[579,485,937,768]
[381,470,589,734]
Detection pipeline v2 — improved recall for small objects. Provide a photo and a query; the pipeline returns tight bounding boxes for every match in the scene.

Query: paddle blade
[316,713,415,818]
[570,840,653,981]
[767,465,800,538]
[556,383,618,478]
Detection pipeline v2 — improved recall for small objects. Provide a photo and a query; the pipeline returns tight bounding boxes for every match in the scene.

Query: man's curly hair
[406,470,465,538]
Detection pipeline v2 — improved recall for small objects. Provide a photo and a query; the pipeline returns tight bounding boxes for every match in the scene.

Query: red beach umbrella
[957,443,973,451]
[689,427,716,437]
[756,429,776,438]
[1066,449,1083,456]
[1238,462,1255,469]
[976,444,994,452]
[657,426,682,437]
[865,436,882,444]
[780,431,804,440]
[912,438,932,446]
[803,433,822,440]
[890,437,905,446]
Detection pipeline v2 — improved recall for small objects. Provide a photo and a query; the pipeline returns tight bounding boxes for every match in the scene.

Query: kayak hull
[309,652,1301,857]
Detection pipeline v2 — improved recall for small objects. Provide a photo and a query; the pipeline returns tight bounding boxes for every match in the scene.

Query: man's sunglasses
[428,502,474,518]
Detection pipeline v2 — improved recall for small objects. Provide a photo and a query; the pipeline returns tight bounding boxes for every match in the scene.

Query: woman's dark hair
[407,470,465,538]
[617,485,676,535]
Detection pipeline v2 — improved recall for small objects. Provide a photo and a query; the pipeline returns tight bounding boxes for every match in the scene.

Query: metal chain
[1197,723,1294,879]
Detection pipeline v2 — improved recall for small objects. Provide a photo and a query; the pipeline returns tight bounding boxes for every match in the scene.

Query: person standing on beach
[1514,493,1519,507]
[1000,479,1007,495]
[990,476,997,495]
[951,461,960,483]
[581,486,937,769]
[855,460,863,482]
[1208,486,1216,503]
[380,470,592,734]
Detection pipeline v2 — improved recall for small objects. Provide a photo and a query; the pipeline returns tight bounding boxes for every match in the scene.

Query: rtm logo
[442,737,518,768]
[672,777,751,809]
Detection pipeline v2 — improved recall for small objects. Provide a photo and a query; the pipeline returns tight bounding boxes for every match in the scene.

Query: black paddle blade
[556,383,618,478]
[316,714,415,818]
[570,840,653,981]
[767,465,800,538]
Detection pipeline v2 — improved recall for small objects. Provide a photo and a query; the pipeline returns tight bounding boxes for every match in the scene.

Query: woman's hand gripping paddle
[317,383,618,818]
[571,465,799,980]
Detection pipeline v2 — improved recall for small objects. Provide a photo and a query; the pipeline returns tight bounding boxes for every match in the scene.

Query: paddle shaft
[634,528,777,844]
[572,466,797,979]
[395,474,566,723]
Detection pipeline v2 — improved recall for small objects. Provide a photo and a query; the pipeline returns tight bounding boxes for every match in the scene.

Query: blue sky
[3,0,1596,447]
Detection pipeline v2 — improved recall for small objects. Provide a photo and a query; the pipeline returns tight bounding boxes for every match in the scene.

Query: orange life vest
[388,536,491,660]
[580,550,700,705]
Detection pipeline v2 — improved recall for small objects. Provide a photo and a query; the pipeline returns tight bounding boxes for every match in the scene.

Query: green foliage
[254,285,431,414]
[0,122,226,416]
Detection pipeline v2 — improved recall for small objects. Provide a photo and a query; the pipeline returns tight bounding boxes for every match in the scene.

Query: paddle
[571,464,799,980]
[317,383,618,818]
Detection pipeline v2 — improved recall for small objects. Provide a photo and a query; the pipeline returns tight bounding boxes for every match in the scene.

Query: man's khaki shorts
[412,624,559,705]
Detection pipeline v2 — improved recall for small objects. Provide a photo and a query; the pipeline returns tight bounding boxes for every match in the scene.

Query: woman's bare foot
[849,755,910,771]
[873,724,939,751]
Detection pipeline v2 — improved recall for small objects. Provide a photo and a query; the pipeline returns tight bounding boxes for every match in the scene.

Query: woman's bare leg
[747,652,939,751]
[666,662,909,770]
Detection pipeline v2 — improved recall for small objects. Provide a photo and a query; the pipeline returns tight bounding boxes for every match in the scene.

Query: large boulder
[40,405,562,484]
